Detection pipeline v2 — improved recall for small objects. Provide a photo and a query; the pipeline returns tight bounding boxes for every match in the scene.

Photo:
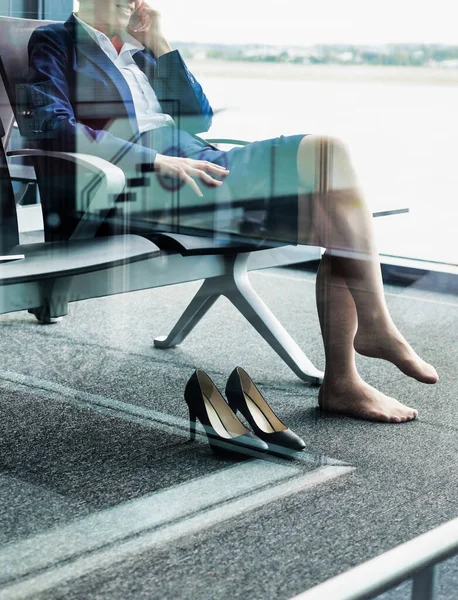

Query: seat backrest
[0,116,20,254]
[0,16,88,243]
[0,16,53,148]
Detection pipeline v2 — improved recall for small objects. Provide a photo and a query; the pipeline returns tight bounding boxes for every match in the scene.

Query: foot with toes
[318,376,419,423]
[354,325,438,384]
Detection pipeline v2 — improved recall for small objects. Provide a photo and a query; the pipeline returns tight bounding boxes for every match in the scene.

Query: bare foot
[354,326,438,384]
[318,377,418,423]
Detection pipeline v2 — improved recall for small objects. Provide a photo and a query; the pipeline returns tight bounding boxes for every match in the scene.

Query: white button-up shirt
[75,14,175,134]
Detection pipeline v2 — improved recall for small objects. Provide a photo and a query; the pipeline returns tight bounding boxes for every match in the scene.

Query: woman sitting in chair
[25,0,438,424]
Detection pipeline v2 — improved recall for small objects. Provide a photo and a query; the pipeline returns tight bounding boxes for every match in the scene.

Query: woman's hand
[128,1,172,56]
[154,155,230,197]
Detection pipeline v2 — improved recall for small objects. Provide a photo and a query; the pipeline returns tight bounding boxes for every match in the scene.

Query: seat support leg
[226,254,323,385]
[29,278,70,324]
[154,253,324,385]
[154,279,220,348]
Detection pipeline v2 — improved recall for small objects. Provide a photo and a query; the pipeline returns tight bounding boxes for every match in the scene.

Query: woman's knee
[298,134,350,162]
[297,134,356,191]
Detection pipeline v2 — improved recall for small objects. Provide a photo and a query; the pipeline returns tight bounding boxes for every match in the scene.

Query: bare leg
[316,252,419,423]
[298,134,438,386]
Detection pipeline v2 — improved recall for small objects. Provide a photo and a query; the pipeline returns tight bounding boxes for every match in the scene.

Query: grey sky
[157,0,457,46]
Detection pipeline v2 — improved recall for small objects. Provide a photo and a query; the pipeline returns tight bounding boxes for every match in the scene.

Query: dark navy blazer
[24,14,214,172]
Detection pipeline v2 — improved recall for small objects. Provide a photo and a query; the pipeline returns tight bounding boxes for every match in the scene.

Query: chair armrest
[7,163,36,183]
[7,150,125,190]
[7,150,126,239]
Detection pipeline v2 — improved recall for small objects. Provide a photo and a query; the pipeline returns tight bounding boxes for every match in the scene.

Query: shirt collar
[74,13,144,54]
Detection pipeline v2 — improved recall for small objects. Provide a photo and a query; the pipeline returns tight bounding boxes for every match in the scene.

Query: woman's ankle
[321,369,361,392]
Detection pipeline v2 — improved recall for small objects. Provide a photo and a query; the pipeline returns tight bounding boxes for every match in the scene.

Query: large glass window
[0,0,73,19]
[162,0,458,268]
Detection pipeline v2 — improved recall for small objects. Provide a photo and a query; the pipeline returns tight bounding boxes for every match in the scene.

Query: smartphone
[128,2,146,31]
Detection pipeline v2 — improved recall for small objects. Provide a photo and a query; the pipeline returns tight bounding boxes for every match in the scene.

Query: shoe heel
[189,405,197,441]
[226,396,237,415]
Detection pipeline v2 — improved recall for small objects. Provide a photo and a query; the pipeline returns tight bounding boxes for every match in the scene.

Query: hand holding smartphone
[127,1,172,56]
[128,1,152,33]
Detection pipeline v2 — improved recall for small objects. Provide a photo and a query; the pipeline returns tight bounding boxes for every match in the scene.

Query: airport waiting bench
[0,16,407,387]
[0,15,325,386]
[0,110,324,385]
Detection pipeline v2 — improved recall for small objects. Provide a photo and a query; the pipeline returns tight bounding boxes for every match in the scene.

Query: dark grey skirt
[113,127,309,247]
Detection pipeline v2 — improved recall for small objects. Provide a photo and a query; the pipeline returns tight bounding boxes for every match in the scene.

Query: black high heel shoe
[184,369,269,458]
[225,367,306,453]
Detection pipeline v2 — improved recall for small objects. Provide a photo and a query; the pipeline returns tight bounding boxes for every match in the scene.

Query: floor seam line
[0,466,354,600]
[0,371,345,467]
[0,469,304,588]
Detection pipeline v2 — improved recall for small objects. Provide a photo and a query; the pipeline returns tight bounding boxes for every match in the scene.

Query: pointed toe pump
[184,369,269,458]
[225,367,306,453]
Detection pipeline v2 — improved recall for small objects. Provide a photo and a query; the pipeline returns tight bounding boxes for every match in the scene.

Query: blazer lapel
[133,50,170,112]
[64,15,140,141]
[132,50,157,82]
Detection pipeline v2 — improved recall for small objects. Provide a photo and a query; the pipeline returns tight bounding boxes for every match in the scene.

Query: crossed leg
[296,135,438,422]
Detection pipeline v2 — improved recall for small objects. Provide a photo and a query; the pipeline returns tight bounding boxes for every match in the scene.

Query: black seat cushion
[155,233,271,256]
